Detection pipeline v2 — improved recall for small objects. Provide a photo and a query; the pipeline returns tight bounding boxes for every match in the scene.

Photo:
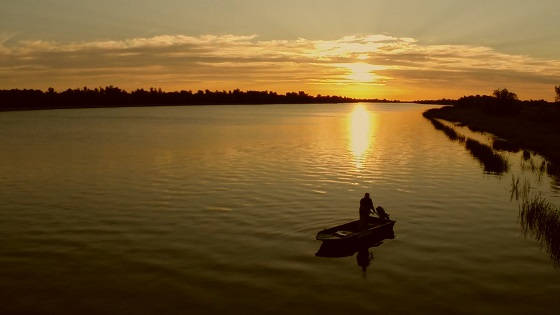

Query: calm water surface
[1,103,559,314]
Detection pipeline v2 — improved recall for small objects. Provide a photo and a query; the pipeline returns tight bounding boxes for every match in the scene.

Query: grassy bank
[426,117,510,174]
[423,104,560,176]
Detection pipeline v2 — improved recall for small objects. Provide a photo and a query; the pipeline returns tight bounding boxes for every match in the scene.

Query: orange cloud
[1,34,559,100]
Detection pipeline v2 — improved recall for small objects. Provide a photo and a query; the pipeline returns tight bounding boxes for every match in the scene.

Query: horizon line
[2,85,557,102]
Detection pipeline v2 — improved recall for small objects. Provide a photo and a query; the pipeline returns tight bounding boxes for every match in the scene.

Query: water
[1,103,559,314]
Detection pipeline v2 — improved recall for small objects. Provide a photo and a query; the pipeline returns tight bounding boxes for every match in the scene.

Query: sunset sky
[2,0,560,100]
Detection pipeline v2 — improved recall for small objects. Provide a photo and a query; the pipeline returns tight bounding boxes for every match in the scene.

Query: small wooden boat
[316,216,396,245]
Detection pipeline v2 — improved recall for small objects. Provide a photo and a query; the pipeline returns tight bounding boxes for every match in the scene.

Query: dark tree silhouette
[414,98,456,105]
[0,86,400,111]
[493,88,518,102]
[451,88,522,115]
[491,88,520,115]
[555,85,560,103]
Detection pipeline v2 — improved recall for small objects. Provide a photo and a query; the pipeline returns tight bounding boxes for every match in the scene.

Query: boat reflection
[316,227,395,277]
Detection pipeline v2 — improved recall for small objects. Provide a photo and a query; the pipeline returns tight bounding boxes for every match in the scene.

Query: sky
[1,0,560,100]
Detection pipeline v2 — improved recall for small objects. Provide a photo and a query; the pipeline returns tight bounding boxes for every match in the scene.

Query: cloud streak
[1,34,559,99]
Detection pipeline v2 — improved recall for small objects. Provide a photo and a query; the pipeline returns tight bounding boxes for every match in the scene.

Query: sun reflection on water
[348,104,376,168]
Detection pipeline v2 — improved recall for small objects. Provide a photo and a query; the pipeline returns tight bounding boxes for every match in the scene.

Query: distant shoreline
[0,87,402,112]
[0,101,406,113]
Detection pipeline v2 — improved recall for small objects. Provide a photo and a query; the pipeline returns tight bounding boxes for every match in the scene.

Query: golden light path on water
[348,104,376,168]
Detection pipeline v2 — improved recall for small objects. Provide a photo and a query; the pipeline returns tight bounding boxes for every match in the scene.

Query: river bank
[423,105,560,176]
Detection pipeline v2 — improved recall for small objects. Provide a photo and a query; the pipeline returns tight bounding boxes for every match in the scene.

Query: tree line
[418,86,560,120]
[455,88,559,119]
[0,86,400,111]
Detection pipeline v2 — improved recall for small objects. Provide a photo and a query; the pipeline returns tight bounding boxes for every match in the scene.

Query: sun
[340,63,386,83]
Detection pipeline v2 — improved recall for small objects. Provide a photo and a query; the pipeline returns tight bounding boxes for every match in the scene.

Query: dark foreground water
[1,103,559,314]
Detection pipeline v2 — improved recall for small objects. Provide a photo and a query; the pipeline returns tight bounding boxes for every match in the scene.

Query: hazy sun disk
[348,104,376,168]
[339,63,386,83]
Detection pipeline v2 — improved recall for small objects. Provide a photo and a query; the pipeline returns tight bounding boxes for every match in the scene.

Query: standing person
[359,193,375,230]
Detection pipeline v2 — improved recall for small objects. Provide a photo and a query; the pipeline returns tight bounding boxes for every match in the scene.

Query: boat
[316,216,396,245]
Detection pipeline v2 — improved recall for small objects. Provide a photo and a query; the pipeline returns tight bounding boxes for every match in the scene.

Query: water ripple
[1,104,559,314]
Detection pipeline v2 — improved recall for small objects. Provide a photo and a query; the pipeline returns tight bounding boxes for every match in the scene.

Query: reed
[425,114,510,174]
[510,175,521,201]
[519,193,560,264]
[518,157,547,182]
[492,139,520,153]
[423,106,560,175]
[465,138,509,174]
[427,118,465,142]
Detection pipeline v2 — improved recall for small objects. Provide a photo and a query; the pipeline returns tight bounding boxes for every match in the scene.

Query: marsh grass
[465,138,509,174]
[510,175,521,201]
[423,106,560,175]
[520,157,547,182]
[427,118,466,143]
[513,175,560,265]
[510,174,533,201]
[492,139,520,153]
[519,193,560,264]
[425,115,510,174]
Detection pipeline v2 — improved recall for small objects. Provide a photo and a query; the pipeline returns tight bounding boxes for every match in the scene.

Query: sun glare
[340,63,385,83]
[348,104,375,168]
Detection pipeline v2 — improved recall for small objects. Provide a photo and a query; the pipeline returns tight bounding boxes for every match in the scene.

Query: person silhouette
[359,193,375,230]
